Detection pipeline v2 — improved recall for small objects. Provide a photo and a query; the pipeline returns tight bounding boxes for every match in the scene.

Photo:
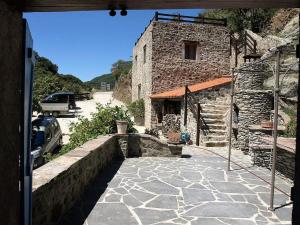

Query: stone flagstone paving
[59,147,292,225]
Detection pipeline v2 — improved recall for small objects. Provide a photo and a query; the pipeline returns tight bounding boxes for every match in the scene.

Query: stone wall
[235,62,270,90]
[180,86,231,143]
[117,134,182,157]
[249,129,295,179]
[234,90,273,151]
[233,61,273,152]
[132,23,153,128]
[32,136,120,225]
[151,21,230,94]
[0,2,23,225]
[162,114,181,136]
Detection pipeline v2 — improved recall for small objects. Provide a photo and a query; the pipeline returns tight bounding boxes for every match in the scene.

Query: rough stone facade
[132,19,230,128]
[234,90,273,151]
[32,136,120,225]
[181,86,231,144]
[162,114,181,136]
[233,61,273,152]
[0,2,23,225]
[249,129,295,179]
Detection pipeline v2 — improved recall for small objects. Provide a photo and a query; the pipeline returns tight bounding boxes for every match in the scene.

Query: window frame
[183,41,198,61]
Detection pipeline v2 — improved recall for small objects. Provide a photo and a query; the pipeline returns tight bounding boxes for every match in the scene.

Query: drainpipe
[269,49,280,211]
[228,68,235,171]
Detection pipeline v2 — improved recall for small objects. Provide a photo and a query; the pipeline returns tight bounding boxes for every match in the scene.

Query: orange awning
[150,76,232,99]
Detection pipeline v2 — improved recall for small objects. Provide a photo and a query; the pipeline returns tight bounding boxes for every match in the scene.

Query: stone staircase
[200,100,230,147]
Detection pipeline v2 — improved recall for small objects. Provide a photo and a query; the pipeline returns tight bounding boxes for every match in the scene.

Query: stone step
[204,140,228,147]
[201,104,229,111]
[203,118,225,125]
[202,108,227,114]
[206,124,226,130]
[209,129,227,135]
[201,113,224,119]
[203,135,226,141]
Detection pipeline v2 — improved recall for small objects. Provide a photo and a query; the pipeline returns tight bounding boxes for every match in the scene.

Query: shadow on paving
[57,160,123,225]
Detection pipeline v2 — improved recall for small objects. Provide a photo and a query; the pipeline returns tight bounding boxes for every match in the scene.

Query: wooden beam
[21,0,300,12]
[196,103,201,146]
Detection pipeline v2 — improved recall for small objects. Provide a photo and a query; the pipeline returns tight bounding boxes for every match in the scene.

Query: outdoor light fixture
[109,9,116,16]
[120,9,127,16]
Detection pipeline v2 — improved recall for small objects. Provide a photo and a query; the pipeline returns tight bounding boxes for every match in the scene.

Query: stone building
[132,13,230,128]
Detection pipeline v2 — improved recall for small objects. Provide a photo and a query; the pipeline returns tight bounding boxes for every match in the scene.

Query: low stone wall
[248,129,295,179]
[162,114,181,136]
[32,134,182,225]
[32,136,120,225]
[117,134,182,157]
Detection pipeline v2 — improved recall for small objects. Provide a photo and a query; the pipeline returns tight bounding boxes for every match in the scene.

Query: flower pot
[167,132,181,143]
[116,120,128,134]
[261,120,273,128]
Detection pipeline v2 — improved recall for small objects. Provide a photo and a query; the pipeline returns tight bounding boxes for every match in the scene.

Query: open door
[20,19,35,225]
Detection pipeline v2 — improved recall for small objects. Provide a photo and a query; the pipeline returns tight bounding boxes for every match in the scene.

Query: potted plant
[167,126,181,143]
[116,120,128,134]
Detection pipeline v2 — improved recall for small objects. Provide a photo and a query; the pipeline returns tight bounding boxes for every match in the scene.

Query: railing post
[196,103,201,146]
[184,85,188,127]
[269,49,281,211]
[244,31,247,62]
[154,11,158,21]
[254,40,257,54]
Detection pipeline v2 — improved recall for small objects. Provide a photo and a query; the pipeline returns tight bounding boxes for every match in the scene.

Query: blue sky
[24,9,201,81]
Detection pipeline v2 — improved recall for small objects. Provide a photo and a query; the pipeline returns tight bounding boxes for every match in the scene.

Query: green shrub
[45,103,136,161]
[283,107,297,138]
[145,128,159,138]
[127,99,145,118]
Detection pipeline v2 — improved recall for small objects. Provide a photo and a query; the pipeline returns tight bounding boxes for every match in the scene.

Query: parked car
[39,92,76,117]
[31,116,63,168]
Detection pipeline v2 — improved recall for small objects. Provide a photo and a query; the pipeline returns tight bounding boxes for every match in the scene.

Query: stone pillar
[0,1,23,224]
[117,135,128,158]
[233,62,273,152]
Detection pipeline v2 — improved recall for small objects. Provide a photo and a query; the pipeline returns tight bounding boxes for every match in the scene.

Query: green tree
[200,9,277,33]
[32,53,90,112]
[111,60,132,80]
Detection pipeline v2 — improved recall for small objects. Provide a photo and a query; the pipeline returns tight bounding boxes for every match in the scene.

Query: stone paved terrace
[59,146,293,225]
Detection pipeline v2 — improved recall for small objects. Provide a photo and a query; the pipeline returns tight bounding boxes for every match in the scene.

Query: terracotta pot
[168,132,181,143]
[116,120,128,134]
[261,120,273,128]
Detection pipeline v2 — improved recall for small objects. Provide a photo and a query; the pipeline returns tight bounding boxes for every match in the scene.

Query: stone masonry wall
[132,23,153,128]
[233,61,273,152]
[162,114,181,136]
[151,21,230,94]
[32,136,120,225]
[234,90,273,151]
[181,86,231,144]
[248,129,295,179]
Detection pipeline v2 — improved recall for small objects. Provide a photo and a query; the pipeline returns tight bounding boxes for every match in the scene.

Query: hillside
[85,73,115,90]
[112,70,132,104]
[33,53,90,111]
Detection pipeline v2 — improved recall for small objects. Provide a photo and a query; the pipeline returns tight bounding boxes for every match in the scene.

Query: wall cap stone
[32,135,114,191]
